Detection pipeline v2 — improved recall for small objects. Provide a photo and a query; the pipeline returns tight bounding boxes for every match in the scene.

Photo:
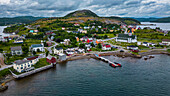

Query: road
[47,38,58,54]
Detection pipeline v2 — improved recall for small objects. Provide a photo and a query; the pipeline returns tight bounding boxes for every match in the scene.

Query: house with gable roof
[116,33,137,43]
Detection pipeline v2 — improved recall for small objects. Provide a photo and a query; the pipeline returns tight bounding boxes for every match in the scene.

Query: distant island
[131,17,170,23]
[0,16,45,26]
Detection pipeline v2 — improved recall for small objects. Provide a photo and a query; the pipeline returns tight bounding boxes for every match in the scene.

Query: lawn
[5,54,30,65]
[0,69,11,79]
[97,34,116,38]
[0,39,41,53]
[33,58,51,69]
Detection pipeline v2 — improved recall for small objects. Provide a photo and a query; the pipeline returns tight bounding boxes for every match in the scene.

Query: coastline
[1,50,170,92]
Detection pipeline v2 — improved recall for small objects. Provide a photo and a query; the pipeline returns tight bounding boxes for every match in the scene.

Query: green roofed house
[30,44,45,52]
[116,33,137,43]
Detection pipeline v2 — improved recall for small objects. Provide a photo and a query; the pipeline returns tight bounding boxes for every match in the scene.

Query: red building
[46,55,56,64]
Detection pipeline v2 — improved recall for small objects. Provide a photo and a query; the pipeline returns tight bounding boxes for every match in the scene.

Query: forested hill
[0,16,45,26]
[131,17,170,23]
[152,17,170,23]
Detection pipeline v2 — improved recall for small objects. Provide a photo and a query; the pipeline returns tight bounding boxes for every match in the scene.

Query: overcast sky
[0,0,169,18]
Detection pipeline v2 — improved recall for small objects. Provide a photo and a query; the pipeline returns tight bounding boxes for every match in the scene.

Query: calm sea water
[137,22,170,31]
[1,55,170,96]
[0,26,11,37]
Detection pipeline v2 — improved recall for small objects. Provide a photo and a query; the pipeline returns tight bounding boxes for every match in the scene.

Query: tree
[33,51,36,55]
[37,49,40,52]
[104,35,108,39]
[91,42,95,47]
[46,51,49,57]
[79,43,85,49]
[96,43,102,49]
[22,45,29,54]
[0,49,3,53]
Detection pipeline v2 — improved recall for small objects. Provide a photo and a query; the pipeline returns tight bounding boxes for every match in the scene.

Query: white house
[127,45,138,50]
[84,26,90,29]
[58,54,66,61]
[116,33,137,43]
[137,42,142,45]
[162,39,170,46]
[142,42,149,47]
[64,39,70,45]
[13,56,39,73]
[62,27,65,30]
[85,44,92,48]
[54,47,63,55]
[11,46,23,55]
[30,44,45,52]
[14,39,24,44]
[102,44,111,50]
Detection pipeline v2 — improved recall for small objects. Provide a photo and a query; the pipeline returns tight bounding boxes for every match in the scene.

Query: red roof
[103,44,111,48]
[4,37,8,39]
[27,56,38,61]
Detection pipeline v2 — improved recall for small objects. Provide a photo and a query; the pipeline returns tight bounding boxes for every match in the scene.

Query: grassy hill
[63,10,140,25]
[0,16,45,26]
[65,9,99,17]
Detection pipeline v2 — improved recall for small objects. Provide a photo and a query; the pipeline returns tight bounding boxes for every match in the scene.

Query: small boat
[109,64,116,68]
[114,62,122,67]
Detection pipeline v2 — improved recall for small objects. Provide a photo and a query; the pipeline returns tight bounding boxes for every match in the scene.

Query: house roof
[143,42,148,44]
[127,45,137,47]
[56,47,63,50]
[14,60,30,65]
[26,56,38,61]
[162,39,170,42]
[103,44,111,48]
[11,46,22,51]
[118,34,136,39]
[47,55,55,60]
[31,44,43,48]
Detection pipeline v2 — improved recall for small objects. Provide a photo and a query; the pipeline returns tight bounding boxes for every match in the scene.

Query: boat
[109,64,116,68]
[114,62,122,67]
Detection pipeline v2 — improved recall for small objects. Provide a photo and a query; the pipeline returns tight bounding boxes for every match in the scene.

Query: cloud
[0,0,169,17]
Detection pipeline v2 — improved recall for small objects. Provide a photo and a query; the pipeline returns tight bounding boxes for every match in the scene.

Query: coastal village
[0,11,170,91]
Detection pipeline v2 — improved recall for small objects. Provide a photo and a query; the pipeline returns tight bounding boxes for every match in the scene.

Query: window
[28,65,30,67]
[17,52,20,55]
[21,67,23,69]
[17,67,19,69]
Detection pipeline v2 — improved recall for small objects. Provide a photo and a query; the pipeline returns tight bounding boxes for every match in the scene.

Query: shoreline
[1,50,170,92]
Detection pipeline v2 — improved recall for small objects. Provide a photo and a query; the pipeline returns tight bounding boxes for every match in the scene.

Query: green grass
[8,67,22,75]
[91,47,117,52]
[167,49,170,53]
[0,39,41,53]
[0,69,11,79]
[5,54,29,65]
[106,39,137,47]
[97,34,115,38]
[33,58,51,69]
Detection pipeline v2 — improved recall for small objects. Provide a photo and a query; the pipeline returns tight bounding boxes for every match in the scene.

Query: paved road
[47,38,58,54]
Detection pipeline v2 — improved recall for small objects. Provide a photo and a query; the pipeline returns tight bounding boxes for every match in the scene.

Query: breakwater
[10,64,53,79]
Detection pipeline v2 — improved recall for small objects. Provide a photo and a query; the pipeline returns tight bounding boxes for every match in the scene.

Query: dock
[94,54,122,68]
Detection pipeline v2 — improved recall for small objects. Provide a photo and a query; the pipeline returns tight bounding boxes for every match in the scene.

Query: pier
[94,54,122,68]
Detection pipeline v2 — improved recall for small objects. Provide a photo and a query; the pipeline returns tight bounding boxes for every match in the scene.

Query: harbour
[1,55,170,96]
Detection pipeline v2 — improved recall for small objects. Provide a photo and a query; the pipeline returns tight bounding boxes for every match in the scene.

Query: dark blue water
[1,55,170,96]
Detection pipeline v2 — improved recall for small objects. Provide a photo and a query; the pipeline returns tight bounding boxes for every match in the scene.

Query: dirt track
[0,58,6,67]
